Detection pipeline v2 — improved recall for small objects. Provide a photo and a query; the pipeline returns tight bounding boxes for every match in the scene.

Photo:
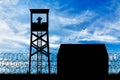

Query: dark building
[57,44,108,80]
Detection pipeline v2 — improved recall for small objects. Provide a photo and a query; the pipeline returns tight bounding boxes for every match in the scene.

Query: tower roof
[30,9,49,13]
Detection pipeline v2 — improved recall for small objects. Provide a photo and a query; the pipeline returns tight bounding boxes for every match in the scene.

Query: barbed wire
[0,52,57,74]
[109,53,120,74]
[0,52,120,74]
[109,59,120,74]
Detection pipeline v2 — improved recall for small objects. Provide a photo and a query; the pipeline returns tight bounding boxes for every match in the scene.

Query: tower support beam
[29,9,50,74]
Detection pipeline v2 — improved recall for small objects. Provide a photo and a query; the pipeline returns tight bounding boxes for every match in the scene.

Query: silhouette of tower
[29,9,50,74]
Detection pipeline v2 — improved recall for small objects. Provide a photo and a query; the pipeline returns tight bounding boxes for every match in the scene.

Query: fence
[0,52,119,74]
[0,52,57,74]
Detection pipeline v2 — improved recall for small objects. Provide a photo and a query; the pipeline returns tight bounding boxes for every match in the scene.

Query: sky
[0,0,120,73]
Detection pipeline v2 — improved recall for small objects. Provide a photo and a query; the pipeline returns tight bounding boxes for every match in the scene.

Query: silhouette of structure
[29,9,50,74]
[57,44,108,80]
[0,8,113,80]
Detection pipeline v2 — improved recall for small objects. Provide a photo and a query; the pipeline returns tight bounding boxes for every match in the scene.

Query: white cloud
[0,0,120,52]
[0,0,30,53]
[92,34,118,42]
[61,24,119,44]
[49,35,60,43]
[0,19,30,52]
[50,10,95,29]
[0,0,18,5]
[0,20,13,34]
[50,43,60,48]
[60,4,120,44]
[49,1,120,45]
[49,35,61,49]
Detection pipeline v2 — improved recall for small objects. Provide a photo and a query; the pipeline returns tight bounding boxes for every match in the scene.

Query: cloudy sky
[0,0,120,73]
[0,0,120,54]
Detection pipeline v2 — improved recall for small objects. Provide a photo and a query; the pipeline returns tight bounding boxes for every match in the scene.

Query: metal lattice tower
[29,9,50,74]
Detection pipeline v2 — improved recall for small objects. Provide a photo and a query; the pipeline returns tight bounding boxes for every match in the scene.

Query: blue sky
[0,0,120,73]
[0,0,120,53]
